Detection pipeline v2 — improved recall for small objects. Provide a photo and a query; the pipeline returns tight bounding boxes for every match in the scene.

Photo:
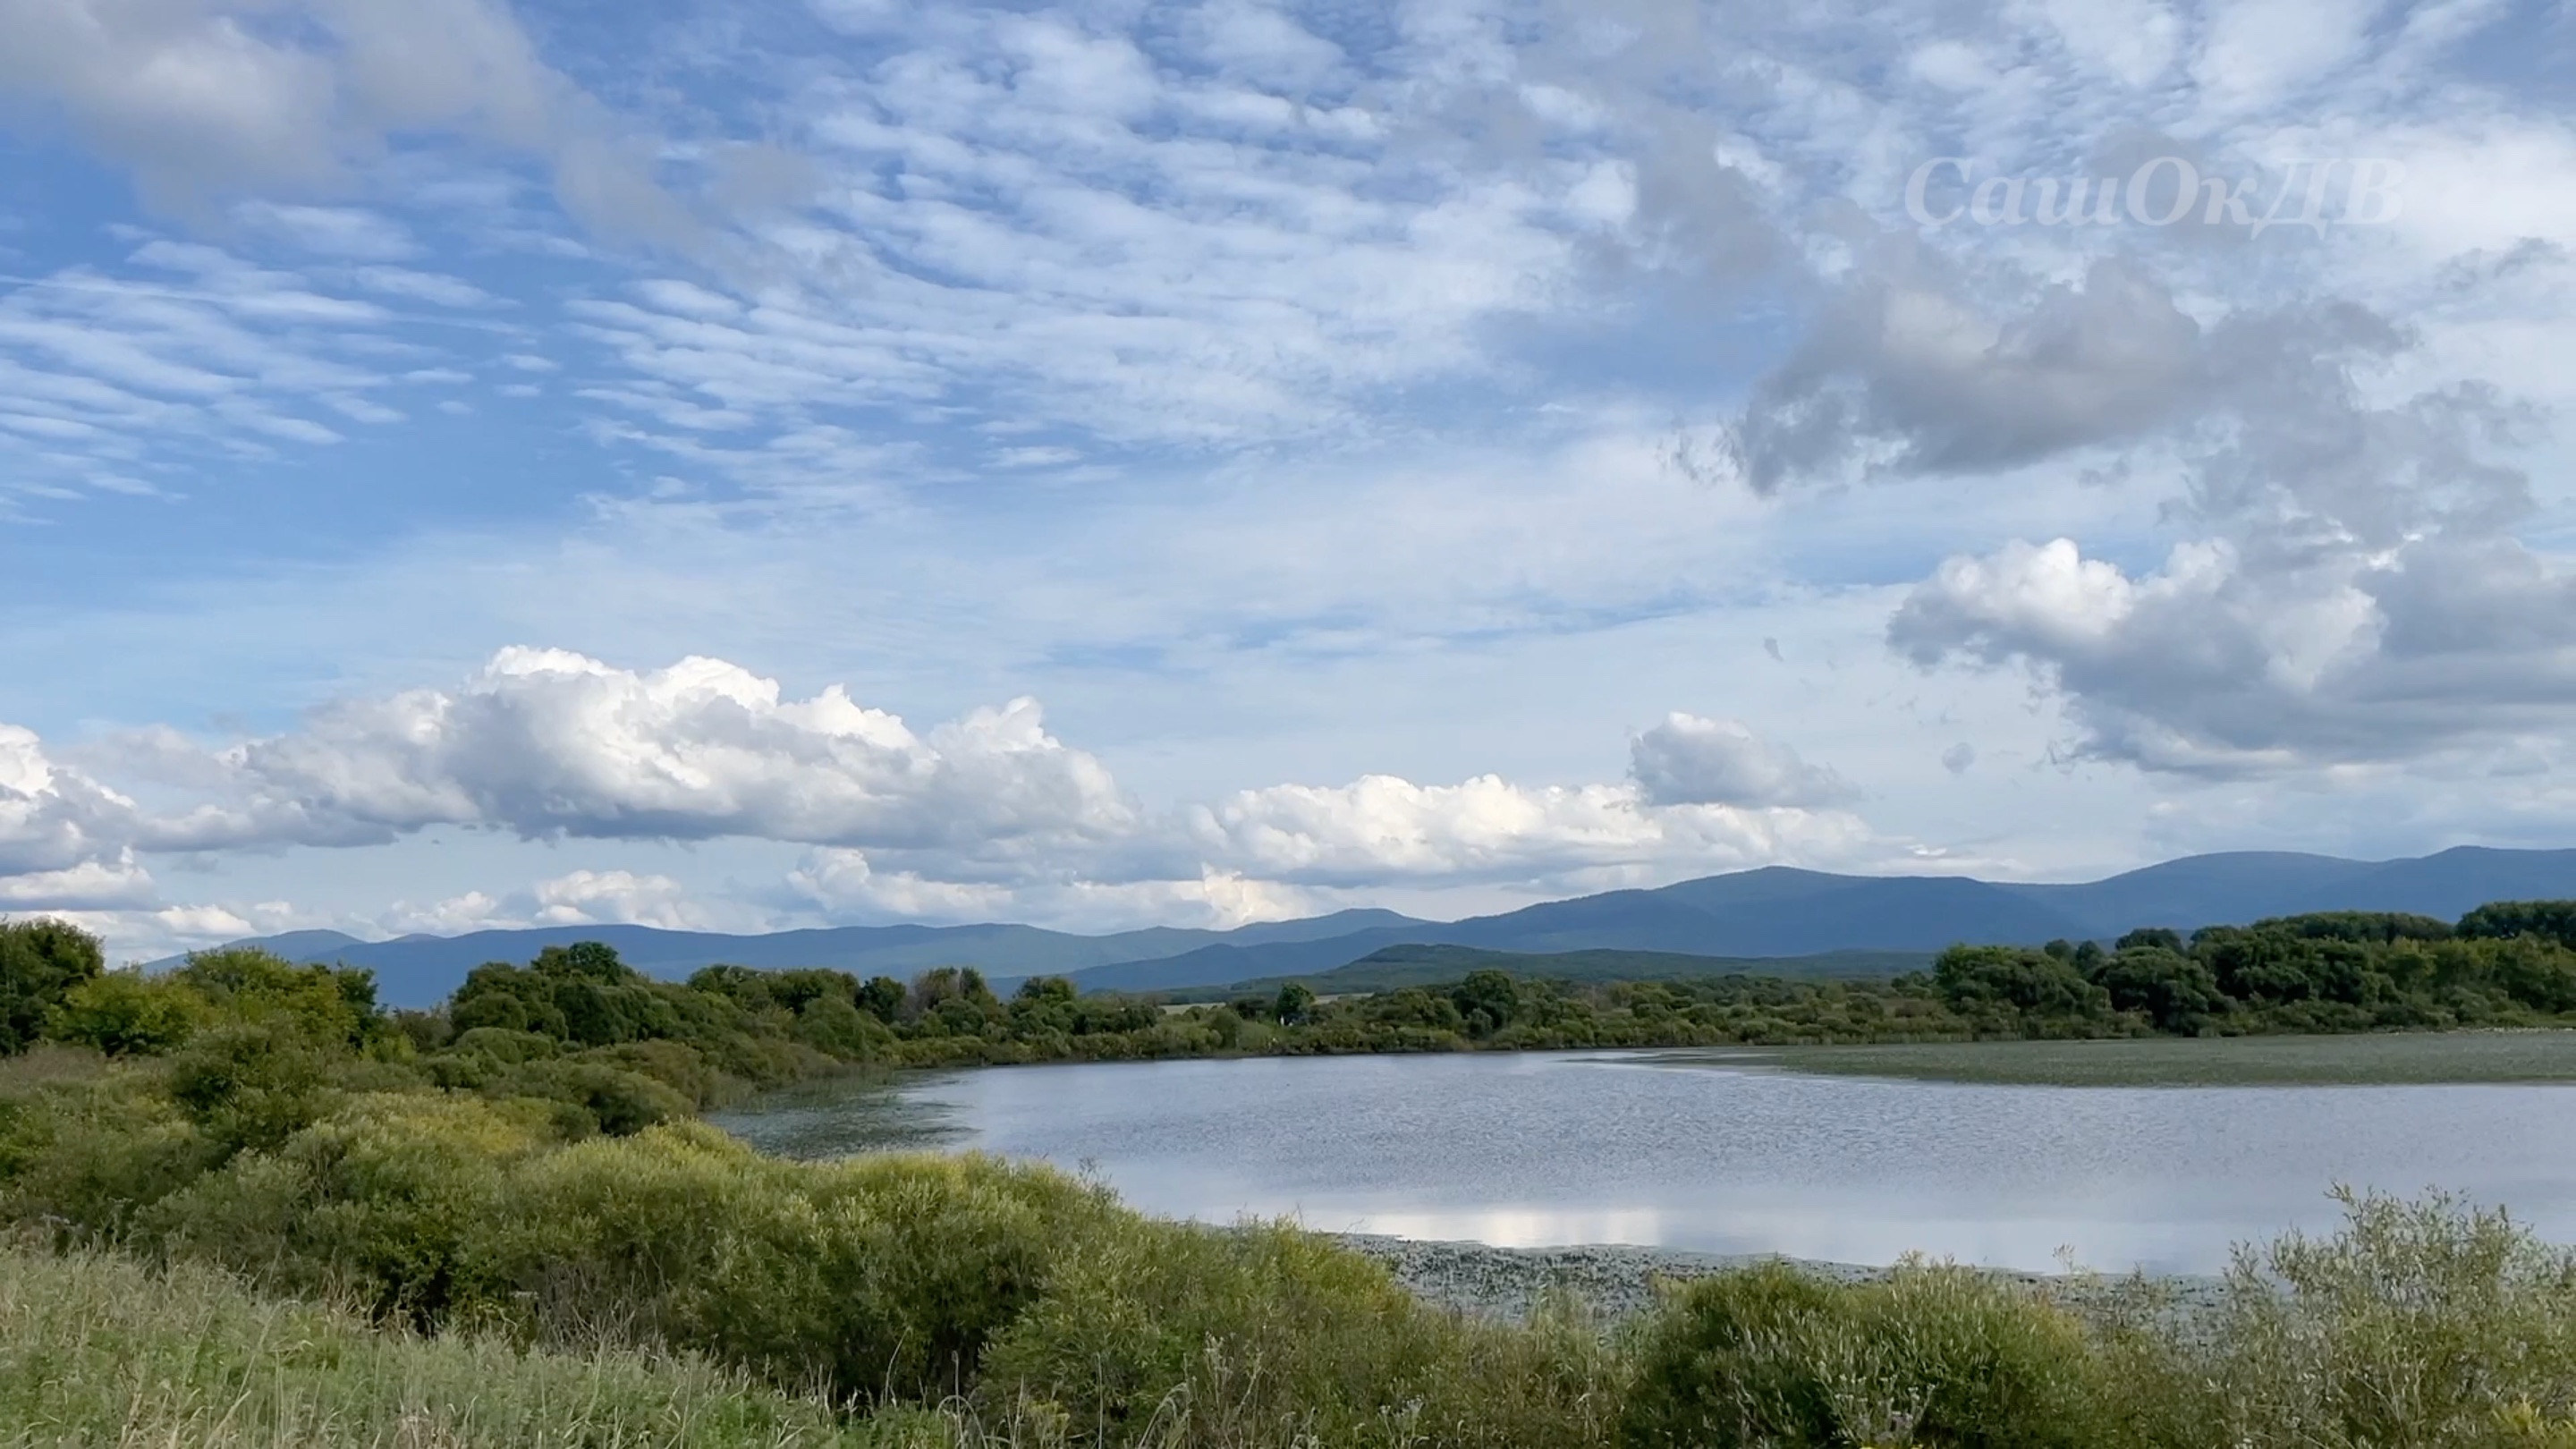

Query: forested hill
[170,845,2576,1005]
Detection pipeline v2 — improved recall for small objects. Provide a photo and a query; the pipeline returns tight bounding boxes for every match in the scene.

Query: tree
[1451,970,1521,1038]
[2459,900,2576,951]
[47,969,208,1055]
[1274,981,1317,1026]
[857,976,905,1024]
[1932,945,2109,1021]
[0,918,105,1054]
[2090,948,2227,1034]
[1015,976,1076,1005]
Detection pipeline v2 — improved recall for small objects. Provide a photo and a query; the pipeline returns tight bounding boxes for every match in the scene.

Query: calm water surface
[716,1051,2576,1275]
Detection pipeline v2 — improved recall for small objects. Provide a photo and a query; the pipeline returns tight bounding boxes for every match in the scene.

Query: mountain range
[167,846,2576,1006]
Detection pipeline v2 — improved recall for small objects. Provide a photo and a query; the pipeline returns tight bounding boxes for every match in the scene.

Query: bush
[0,919,104,1055]
[467,1131,1123,1404]
[148,1091,558,1322]
[1621,1261,2109,1449]
[165,1021,339,1157]
[491,1057,694,1136]
[46,969,208,1055]
[2117,1190,2576,1449]
[0,1072,212,1243]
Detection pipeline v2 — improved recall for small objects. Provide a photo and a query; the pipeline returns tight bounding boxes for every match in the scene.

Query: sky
[4,0,2576,962]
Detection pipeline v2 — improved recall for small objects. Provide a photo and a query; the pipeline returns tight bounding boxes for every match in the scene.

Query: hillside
[1162,944,1934,1001]
[164,845,2576,1004]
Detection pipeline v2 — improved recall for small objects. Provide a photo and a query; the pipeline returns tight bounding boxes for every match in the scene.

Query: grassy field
[0,1239,927,1448]
[1643,1030,2576,1086]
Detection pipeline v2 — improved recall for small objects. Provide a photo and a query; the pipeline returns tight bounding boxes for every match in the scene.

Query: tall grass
[0,1237,928,1448]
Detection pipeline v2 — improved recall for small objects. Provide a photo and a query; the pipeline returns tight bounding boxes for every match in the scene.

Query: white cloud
[0,0,696,245]
[233,202,417,259]
[1630,714,1858,808]
[351,266,498,308]
[1,648,1894,942]
[1183,772,1872,890]
[132,648,1138,855]
[386,869,713,934]
[0,724,142,877]
[1891,532,2576,775]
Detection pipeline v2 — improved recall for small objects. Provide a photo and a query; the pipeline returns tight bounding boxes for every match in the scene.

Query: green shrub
[980,1218,1427,1437]
[46,968,209,1055]
[1621,1260,2110,1449]
[0,918,104,1055]
[2119,1190,2576,1449]
[469,1131,1122,1403]
[981,1218,1625,1449]
[796,992,894,1061]
[491,1057,695,1135]
[148,1091,559,1323]
[588,1038,724,1106]
[165,1020,340,1157]
[172,947,384,1052]
[0,1072,212,1243]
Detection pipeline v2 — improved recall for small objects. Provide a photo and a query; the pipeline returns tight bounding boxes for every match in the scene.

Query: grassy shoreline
[1641,1028,2576,1086]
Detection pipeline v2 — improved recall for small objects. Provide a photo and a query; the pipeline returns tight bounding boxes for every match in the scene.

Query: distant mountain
[159,909,1428,1006]
[1164,944,1934,1001]
[162,846,2576,1005]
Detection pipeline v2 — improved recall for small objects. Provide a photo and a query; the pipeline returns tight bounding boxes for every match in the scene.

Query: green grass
[0,1237,925,1448]
[1641,1030,2576,1086]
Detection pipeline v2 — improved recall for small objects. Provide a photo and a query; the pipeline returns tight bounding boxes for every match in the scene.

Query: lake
[713,1044,2576,1275]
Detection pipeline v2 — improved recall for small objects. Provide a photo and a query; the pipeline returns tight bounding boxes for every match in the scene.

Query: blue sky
[5,0,2576,960]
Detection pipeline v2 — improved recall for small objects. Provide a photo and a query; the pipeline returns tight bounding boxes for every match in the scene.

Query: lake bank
[1328,1232,2233,1324]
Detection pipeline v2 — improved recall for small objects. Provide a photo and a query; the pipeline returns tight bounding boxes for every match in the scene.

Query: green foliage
[1452,969,1521,1038]
[2087,948,2226,1035]
[1272,981,1316,1027]
[472,1131,1123,1404]
[45,968,208,1055]
[173,947,389,1055]
[165,1020,343,1157]
[2462,900,2576,951]
[0,918,104,1055]
[1932,946,2116,1033]
[149,1091,558,1322]
[1621,1261,2109,1449]
[0,1239,893,1447]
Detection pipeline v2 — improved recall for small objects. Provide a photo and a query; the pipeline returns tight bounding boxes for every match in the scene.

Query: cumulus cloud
[0,724,147,880]
[1879,262,2573,776]
[786,852,1324,932]
[1628,714,1858,808]
[0,649,1893,937]
[131,648,1138,855]
[1182,772,1870,890]
[1893,531,2576,775]
[385,869,714,935]
[1727,256,2207,491]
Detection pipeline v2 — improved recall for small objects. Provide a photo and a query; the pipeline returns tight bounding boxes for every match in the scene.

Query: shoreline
[1327,1232,2233,1323]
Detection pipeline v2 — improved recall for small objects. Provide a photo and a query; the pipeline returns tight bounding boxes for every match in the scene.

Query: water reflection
[716,1050,2576,1274]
